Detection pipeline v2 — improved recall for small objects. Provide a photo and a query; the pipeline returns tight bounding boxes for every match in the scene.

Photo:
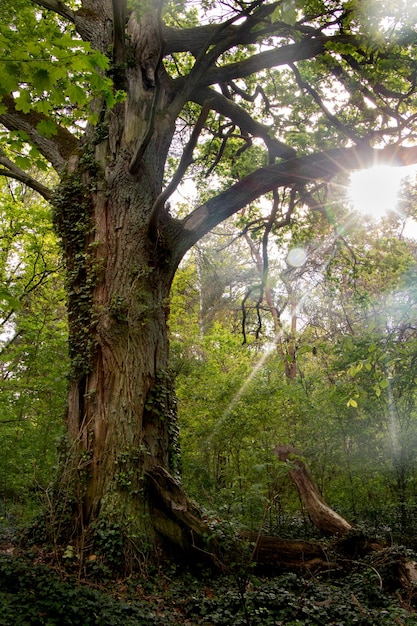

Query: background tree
[173,175,417,543]
[1,0,417,565]
[0,180,67,522]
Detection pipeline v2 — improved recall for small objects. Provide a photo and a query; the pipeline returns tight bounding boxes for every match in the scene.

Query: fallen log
[147,466,332,571]
[146,464,417,591]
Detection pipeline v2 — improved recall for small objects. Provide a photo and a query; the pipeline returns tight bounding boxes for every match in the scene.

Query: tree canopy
[2,0,417,226]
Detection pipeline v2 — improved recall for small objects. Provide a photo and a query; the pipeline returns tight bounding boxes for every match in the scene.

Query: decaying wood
[147,466,331,570]
[274,444,352,536]
[146,466,211,553]
[246,533,333,571]
[146,464,417,593]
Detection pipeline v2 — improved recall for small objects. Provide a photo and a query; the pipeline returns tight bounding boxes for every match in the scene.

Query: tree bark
[45,6,181,560]
[53,145,181,553]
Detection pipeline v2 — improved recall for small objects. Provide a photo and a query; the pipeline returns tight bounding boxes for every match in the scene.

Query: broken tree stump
[274,444,352,536]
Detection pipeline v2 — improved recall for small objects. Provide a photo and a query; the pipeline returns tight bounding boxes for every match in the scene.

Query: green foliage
[0,552,415,625]
[0,182,67,519]
[171,178,417,542]
[2,0,417,589]
[0,554,163,626]
[0,2,112,120]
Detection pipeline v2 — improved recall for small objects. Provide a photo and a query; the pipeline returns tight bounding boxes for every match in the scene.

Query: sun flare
[349,165,404,219]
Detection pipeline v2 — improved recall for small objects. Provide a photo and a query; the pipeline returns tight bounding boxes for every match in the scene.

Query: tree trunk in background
[243,233,297,378]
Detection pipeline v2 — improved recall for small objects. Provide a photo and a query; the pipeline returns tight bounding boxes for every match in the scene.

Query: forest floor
[1,523,417,625]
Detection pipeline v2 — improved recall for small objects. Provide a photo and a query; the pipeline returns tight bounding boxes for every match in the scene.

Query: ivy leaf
[36,119,58,138]
[33,68,52,92]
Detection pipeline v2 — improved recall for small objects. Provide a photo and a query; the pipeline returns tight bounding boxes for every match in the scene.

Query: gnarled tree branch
[173,143,417,260]
[289,62,362,143]
[186,34,362,90]
[192,87,296,160]
[30,0,75,22]
[161,2,316,56]
[167,1,261,118]
[0,96,78,171]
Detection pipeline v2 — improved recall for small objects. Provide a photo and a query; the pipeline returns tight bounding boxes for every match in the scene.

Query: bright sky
[349,164,417,236]
[349,166,404,218]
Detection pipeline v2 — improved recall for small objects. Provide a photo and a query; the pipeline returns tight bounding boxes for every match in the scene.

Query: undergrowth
[0,549,417,625]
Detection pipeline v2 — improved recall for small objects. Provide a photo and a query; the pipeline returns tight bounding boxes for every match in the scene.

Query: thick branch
[192,87,296,160]
[186,34,360,90]
[174,143,417,257]
[167,3,262,118]
[0,167,52,201]
[0,95,78,171]
[161,3,309,55]
[30,0,75,21]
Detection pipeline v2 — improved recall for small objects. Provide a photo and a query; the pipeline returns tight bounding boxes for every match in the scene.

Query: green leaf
[348,362,363,377]
[14,155,32,170]
[33,68,52,91]
[36,119,58,138]
[66,83,88,106]
[0,286,21,310]
[282,2,297,25]
[14,91,32,114]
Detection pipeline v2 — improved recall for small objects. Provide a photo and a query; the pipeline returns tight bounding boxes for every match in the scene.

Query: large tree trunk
[53,141,180,558]
[50,10,181,560]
